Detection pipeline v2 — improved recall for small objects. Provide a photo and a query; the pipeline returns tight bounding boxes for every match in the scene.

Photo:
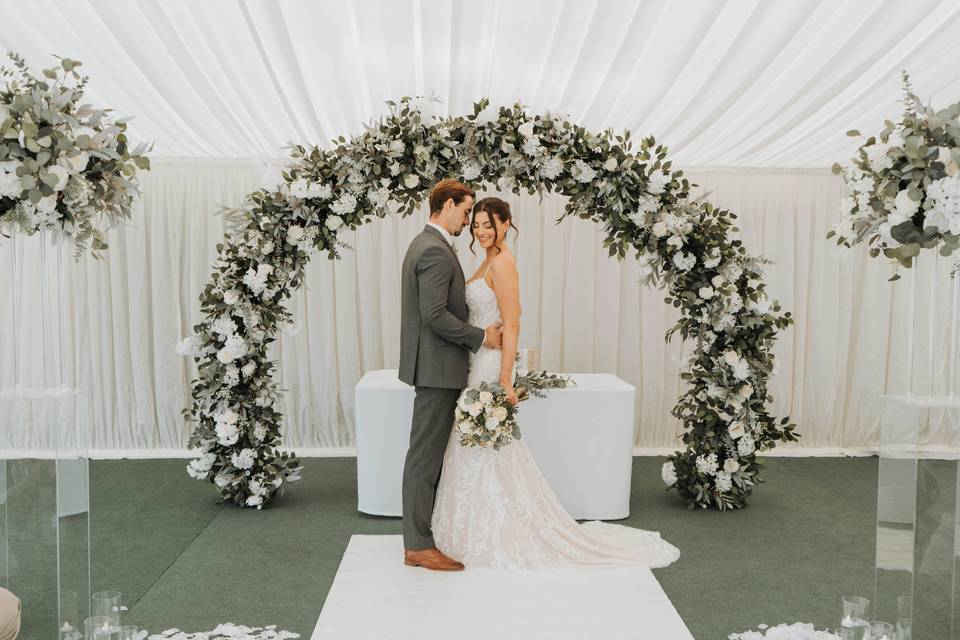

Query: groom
[398,179,502,571]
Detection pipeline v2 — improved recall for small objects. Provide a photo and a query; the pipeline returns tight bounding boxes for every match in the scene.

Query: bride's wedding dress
[431,274,680,569]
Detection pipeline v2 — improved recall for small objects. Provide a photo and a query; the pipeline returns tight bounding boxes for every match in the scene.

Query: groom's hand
[483,323,503,349]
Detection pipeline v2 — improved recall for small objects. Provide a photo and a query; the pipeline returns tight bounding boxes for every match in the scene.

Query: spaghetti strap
[484,252,515,278]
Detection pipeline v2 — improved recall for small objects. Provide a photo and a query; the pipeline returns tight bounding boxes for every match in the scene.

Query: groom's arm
[417,245,485,352]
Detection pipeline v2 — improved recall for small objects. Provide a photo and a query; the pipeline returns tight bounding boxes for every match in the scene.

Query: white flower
[388,139,405,156]
[517,121,535,138]
[698,286,715,300]
[714,471,733,492]
[540,156,564,180]
[892,189,919,219]
[571,159,597,183]
[748,295,772,315]
[646,171,670,194]
[728,421,747,439]
[737,435,755,457]
[403,174,420,189]
[731,359,751,381]
[724,457,740,474]
[457,419,473,434]
[652,221,669,237]
[0,163,22,198]
[231,448,256,470]
[672,252,696,271]
[222,289,240,305]
[604,157,618,172]
[864,142,893,172]
[241,361,257,377]
[484,417,500,431]
[325,215,344,231]
[261,240,275,255]
[65,150,89,172]
[286,224,305,245]
[246,494,264,508]
[666,235,683,250]
[473,105,496,125]
[36,194,58,213]
[926,175,960,234]
[478,391,493,405]
[522,136,541,156]
[695,453,719,476]
[46,165,70,191]
[367,187,390,208]
[468,402,483,417]
[176,336,201,356]
[215,411,240,446]
[242,263,274,297]
[461,161,482,181]
[703,251,721,269]
[661,462,677,487]
[723,350,742,367]
[217,334,248,364]
[711,275,724,288]
[330,193,357,216]
[491,406,508,422]
[458,394,473,411]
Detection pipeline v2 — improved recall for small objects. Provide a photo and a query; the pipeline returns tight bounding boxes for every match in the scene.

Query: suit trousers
[401,385,461,550]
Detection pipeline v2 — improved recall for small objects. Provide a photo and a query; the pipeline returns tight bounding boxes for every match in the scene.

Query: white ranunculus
[468,402,483,417]
[492,406,508,422]
[661,462,677,487]
[652,221,669,237]
[325,215,344,231]
[604,157,618,172]
[458,394,473,411]
[478,391,493,405]
[286,224,305,244]
[457,419,473,434]
[723,457,740,474]
[666,235,683,249]
[484,417,500,431]
[517,121,535,138]
[698,286,715,300]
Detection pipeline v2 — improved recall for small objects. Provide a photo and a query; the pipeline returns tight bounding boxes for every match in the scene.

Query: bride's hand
[501,383,519,406]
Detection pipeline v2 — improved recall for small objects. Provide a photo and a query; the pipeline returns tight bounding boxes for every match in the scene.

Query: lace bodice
[466,278,504,387]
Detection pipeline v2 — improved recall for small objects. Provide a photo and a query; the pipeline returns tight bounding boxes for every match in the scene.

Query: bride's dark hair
[469,197,518,254]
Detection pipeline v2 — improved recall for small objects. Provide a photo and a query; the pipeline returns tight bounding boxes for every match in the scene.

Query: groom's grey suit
[399,225,485,550]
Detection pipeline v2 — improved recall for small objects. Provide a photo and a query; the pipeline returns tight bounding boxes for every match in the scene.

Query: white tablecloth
[355,369,636,520]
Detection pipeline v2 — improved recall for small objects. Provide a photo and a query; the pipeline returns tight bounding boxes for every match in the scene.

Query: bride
[431,196,680,570]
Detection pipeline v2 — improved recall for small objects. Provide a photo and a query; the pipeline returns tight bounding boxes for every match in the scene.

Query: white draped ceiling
[2,0,959,165]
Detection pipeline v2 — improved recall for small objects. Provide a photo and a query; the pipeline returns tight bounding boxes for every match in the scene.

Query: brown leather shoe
[404,547,465,571]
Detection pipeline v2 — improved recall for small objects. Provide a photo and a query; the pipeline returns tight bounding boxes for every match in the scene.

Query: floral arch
[181,97,797,511]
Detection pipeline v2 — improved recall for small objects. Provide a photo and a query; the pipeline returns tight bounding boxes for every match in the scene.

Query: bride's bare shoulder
[486,252,519,290]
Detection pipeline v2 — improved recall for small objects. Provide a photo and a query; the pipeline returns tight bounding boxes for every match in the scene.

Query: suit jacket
[398,225,485,389]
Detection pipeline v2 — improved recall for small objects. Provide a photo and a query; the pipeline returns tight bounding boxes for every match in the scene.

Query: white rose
[478,391,493,405]
[517,121,535,138]
[892,189,919,219]
[723,457,740,474]
[661,462,677,487]
[723,350,741,367]
[484,417,500,431]
[652,221,669,237]
[325,215,343,231]
[403,174,420,189]
[492,406,508,422]
[468,402,483,417]
[698,287,715,300]
[286,224,305,244]
[647,171,670,194]
[457,419,473,434]
[604,157,618,172]
[222,289,240,305]
[666,235,683,249]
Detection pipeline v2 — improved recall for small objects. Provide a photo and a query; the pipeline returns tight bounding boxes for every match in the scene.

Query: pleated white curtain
[0,161,942,453]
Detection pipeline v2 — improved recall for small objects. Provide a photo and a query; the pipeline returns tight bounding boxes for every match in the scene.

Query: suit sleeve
[417,245,486,352]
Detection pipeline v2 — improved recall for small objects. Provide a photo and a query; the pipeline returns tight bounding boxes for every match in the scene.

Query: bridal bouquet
[0,52,150,256]
[829,72,960,277]
[455,382,521,450]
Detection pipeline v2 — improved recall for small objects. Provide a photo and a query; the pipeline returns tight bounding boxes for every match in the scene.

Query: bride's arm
[489,256,521,404]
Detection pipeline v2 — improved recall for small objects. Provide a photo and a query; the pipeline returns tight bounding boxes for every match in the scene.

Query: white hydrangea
[517,121,535,138]
[286,224,305,245]
[217,334,248,364]
[0,161,22,198]
[367,187,390,208]
[330,192,358,216]
[672,252,696,271]
[714,471,733,492]
[461,160,482,181]
[242,263,274,297]
[522,135,541,156]
[646,171,671,194]
[925,174,960,235]
[571,159,597,183]
[737,435,756,457]
[695,453,719,476]
[211,316,238,338]
[864,142,894,172]
[540,156,564,180]
[288,178,330,200]
[698,286,715,300]
[728,421,746,440]
[187,453,217,480]
[231,448,256,470]
[215,409,240,445]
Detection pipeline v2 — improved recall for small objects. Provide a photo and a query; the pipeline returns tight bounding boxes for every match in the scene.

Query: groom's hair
[429,179,475,216]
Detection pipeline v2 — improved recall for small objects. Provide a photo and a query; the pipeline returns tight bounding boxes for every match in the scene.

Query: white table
[355,369,636,520]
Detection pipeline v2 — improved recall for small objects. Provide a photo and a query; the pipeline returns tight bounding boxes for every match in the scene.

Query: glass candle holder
[119,624,139,640]
[92,590,122,627]
[867,621,894,640]
[842,596,870,640]
[84,616,115,640]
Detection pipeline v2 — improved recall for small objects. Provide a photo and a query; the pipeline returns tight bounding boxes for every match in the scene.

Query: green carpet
[6,457,882,639]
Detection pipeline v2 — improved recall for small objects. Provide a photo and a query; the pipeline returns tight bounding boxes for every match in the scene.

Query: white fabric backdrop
[1,0,959,165]
[1,160,950,453]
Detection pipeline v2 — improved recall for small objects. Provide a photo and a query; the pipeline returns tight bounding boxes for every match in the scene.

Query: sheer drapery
[0,161,934,453]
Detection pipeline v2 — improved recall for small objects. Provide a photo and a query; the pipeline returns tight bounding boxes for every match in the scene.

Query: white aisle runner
[312,535,693,640]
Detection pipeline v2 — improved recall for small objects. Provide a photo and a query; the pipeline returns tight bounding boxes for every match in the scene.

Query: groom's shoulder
[407,228,441,255]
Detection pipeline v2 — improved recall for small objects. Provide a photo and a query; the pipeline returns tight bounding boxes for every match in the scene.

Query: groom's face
[439,195,474,237]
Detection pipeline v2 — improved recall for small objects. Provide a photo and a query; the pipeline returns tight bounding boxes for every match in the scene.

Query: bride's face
[471,210,502,250]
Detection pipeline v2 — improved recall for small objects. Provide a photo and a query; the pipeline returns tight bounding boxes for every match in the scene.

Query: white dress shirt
[426,221,454,247]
